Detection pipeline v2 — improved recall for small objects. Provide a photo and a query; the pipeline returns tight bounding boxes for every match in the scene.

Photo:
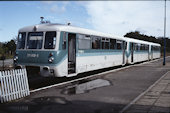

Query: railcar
[125,38,161,64]
[149,42,161,60]
[14,23,160,77]
[14,23,128,77]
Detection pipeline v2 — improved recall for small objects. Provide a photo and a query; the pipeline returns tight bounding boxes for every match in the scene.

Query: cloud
[41,1,69,14]
[84,1,169,37]
[50,5,66,13]
[41,1,55,5]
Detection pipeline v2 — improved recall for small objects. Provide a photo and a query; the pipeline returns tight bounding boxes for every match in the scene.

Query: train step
[68,67,75,70]
[68,62,75,65]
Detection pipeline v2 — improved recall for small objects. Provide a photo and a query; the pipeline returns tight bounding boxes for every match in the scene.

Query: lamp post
[163,0,166,66]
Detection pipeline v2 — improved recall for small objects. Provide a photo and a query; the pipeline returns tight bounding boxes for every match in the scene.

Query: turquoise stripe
[19,55,67,67]
[77,50,123,57]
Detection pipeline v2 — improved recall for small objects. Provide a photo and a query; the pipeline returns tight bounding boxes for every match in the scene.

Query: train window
[116,40,122,50]
[124,42,127,50]
[153,46,160,51]
[92,36,101,49]
[145,45,147,50]
[134,43,138,51]
[130,43,133,51]
[137,44,140,51]
[105,38,110,49]
[110,39,116,49]
[44,31,56,49]
[151,46,153,51]
[17,32,26,49]
[101,38,105,49]
[27,32,43,49]
[78,34,91,50]
[158,46,160,51]
[62,32,66,50]
[145,45,149,50]
[141,44,145,50]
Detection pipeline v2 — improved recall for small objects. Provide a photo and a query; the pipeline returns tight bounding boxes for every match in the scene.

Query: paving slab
[124,70,170,113]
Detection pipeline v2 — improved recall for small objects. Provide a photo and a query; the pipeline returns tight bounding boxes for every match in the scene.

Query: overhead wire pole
[163,0,166,66]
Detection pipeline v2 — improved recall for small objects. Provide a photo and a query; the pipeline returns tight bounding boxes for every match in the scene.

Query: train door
[131,43,134,63]
[122,41,126,65]
[68,33,76,74]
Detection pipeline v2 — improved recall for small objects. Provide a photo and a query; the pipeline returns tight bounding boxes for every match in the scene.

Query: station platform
[0,57,170,113]
[124,66,170,113]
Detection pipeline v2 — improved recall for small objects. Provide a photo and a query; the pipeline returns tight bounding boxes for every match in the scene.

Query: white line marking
[30,56,169,93]
[119,71,170,113]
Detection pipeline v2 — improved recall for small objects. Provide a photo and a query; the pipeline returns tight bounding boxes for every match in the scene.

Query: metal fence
[0,68,30,103]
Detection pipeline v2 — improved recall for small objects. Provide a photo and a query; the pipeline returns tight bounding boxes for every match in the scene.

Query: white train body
[125,37,160,64]
[14,23,161,77]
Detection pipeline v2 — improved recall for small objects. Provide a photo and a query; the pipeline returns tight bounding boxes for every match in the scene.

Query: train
[14,23,161,77]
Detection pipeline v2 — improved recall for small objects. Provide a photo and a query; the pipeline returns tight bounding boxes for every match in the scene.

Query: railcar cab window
[44,31,56,49]
[92,36,101,49]
[62,32,66,50]
[78,34,91,50]
[17,32,26,49]
[27,32,43,49]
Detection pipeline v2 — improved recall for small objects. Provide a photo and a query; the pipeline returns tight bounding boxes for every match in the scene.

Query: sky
[0,1,170,42]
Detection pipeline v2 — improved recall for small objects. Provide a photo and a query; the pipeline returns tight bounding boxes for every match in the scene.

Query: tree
[0,39,16,59]
[6,40,16,55]
[124,31,159,43]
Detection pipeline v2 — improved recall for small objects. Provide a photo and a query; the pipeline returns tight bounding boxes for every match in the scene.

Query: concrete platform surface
[124,71,170,113]
[0,57,170,113]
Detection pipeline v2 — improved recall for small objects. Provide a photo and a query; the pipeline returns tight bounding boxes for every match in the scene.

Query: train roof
[19,23,161,46]
[19,23,125,40]
[125,37,161,46]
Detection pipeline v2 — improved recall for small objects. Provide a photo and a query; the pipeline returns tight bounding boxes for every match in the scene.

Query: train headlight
[48,57,54,63]
[14,56,18,62]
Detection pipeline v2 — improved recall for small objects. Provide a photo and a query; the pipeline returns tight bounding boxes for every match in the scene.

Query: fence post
[0,72,2,103]
[24,68,30,95]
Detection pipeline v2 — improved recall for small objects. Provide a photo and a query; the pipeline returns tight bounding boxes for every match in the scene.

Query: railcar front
[14,24,67,77]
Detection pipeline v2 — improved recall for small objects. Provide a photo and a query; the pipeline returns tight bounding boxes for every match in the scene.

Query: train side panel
[76,51,123,74]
